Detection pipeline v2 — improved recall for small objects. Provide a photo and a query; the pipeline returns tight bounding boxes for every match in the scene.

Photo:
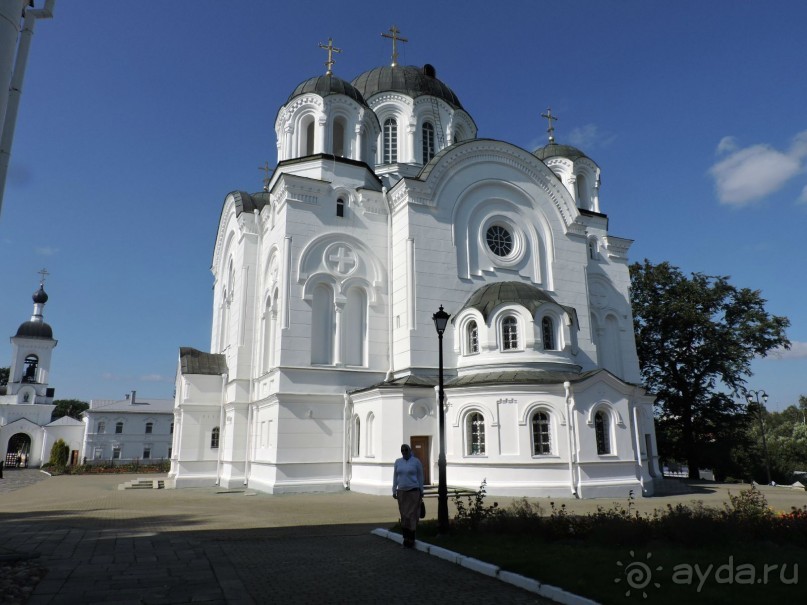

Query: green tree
[49,438,69,467]
[51,399,89,421]
[630,260,790,479]
[0,366,8,386]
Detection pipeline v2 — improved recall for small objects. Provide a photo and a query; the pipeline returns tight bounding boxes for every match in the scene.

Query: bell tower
[7,271,57,404]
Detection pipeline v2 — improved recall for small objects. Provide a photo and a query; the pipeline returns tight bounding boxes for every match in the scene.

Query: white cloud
[716,136,738,154]
[710,130,807,206]
[35,246,59,256]
[567,124,616,150]
[139,373,169,382]
[768,341,807,360]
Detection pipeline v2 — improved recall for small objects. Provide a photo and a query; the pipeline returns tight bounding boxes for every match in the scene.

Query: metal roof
[445,369,599,388]
[455,281,577,324]
[286,74,369,108]
[15,320,53,339]
[533,142,589,161]
[352,65,463,110]
[179,347,227,376]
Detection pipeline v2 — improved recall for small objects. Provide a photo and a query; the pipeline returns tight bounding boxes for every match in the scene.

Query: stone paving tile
[0,474,558,604]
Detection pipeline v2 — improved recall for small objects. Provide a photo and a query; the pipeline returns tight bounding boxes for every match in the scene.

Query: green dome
[533,142,588,161]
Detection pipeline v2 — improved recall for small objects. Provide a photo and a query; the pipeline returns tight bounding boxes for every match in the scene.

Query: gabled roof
[47,416,84,426]
[86,398,174,414]
[179,347,227,376]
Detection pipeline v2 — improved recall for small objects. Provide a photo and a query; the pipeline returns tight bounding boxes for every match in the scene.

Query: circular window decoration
[486,225,513,257]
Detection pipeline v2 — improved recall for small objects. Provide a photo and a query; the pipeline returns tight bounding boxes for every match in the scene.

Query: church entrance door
[5,433,31,467]
[410,436,430,485]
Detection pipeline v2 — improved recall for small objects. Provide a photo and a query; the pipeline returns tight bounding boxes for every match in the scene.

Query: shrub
[48,439,69,467]
[452,479,501,530]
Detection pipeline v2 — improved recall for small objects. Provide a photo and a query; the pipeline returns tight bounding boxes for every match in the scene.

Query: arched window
[311,283,334,364]
[588,237,598,260]
[466,412,485,455]
[305,120,315,156]
[383,118,397,164]
[532,411,551,455]
[170,422,174,435]
[366,412,375,456]
[502,316,518,350]
[336,198,345,218]
[542,317,555,351]
[145,422,153,434]
[595,410,611,455]
[23,354,38,383]
[576,174,590,209]
[422,122,435,163]
[333,117,346,157]
[115,421,123,434]
[97,421,106,434]
[344,287,366,366]
[466,320,479,354]
[352,416,361,457]
[211,427,220,449]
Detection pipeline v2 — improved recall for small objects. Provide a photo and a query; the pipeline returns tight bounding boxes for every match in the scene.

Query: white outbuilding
[170,46,660,498]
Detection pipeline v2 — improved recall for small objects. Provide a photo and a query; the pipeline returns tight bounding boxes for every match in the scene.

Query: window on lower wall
[112,445,121,459]
[595,410,611,455]
[143,446,151,459]
[211,427,220,449]
[466,412,486,455]
[532,411,552,455]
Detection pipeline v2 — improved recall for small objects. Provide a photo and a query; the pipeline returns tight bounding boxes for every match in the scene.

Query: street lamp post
[746,389,772,486]
[432,305,450,535]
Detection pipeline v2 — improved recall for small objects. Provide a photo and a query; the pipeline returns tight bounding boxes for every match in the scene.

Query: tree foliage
[51,399,89,421]
[0,366,8,386]
[49,438,69,467]
[630,260,790,479]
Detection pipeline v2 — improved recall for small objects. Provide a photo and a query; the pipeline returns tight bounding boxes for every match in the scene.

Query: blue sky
[1,1,805,410]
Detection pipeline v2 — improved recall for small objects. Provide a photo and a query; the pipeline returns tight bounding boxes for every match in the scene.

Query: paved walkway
[0,471,550,604]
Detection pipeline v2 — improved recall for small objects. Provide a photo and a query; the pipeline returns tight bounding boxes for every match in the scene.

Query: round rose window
[486,224,513,257]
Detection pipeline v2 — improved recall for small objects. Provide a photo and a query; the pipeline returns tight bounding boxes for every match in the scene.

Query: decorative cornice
[604,235,633,260]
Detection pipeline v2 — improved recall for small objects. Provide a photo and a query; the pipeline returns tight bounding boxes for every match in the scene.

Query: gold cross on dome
[381,25,408,67]
[37,267,49,286]
[541,107,558,143]
[318,38,341,76]
[258,161,271,191]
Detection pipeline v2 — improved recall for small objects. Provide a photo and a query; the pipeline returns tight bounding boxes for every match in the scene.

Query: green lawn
[415,523,805,605]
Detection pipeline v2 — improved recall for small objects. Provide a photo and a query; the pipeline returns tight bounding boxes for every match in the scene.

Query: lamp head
[432,305,450,335]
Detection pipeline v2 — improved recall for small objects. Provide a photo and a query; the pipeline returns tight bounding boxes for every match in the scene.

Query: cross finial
[381,25,408,67]
[318,37,341,76]
[37,267,49,286]
[258,161,271,191]
[541,107,558,143]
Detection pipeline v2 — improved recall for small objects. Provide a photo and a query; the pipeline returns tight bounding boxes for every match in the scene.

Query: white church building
[0,281,84,468]
[170,39,660,498]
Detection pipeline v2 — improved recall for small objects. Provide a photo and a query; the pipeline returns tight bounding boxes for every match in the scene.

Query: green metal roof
[533,142,588,161]
[455,281,577,324]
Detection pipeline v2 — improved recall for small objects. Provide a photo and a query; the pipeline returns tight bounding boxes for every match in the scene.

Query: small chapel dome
[352,64,464,110]
[16,320,53,339]
[455,281,575,322]
[286,74,369,108]
[32,285,48,304]
[533,142,589,162]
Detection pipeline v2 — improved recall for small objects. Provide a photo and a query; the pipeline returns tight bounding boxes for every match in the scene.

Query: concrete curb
[371,528,600,605]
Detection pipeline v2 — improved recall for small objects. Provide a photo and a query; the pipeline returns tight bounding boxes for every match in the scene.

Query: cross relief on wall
[324,244,357,276]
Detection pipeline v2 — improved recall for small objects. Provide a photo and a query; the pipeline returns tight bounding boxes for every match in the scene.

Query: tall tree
[630,260,790,479]
[51,399,89,421]
[0,367,8,386]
